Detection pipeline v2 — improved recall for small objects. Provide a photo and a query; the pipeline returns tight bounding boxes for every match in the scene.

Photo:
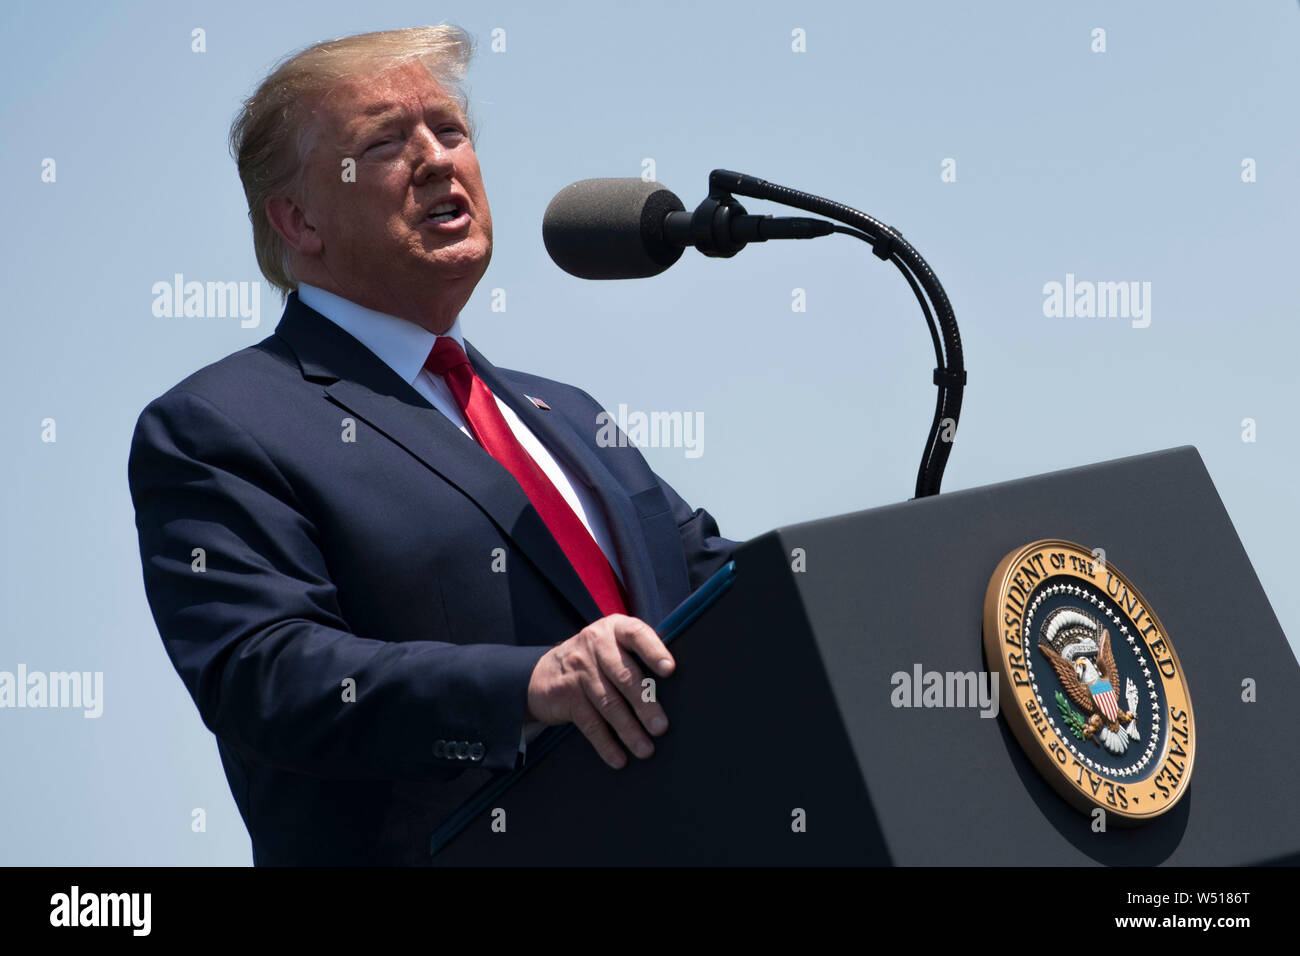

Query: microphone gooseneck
[708,170,964,500]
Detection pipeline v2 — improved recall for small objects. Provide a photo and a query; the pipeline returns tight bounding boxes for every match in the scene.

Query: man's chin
[412,254,490,288]
[418,232,488,261]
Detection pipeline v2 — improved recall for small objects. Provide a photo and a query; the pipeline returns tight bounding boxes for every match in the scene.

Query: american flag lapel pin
[526,394,551,410]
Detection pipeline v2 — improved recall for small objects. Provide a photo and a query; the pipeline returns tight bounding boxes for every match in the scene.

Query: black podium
[432,445,1299,865]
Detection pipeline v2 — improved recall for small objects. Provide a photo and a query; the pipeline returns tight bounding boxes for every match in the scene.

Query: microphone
[541,167,966,498]
[542,177,834,280]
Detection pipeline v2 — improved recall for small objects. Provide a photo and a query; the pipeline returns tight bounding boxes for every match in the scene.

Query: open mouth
[423,196,469,228]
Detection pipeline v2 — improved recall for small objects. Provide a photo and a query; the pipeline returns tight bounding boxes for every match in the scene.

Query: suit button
[455,740,470,760]
[433,739,446,758]
[468,742,485,762]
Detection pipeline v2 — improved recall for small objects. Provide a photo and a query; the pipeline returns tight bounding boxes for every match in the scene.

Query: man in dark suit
[127,26,736,865]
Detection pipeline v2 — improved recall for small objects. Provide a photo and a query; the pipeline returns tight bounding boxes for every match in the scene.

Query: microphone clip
[663,188,752,259]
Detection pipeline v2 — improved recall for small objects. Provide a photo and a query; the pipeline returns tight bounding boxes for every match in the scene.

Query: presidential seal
[982,539,1195,824]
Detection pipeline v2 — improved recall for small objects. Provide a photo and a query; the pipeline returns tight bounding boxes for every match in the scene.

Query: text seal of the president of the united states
[982,539,1195,824]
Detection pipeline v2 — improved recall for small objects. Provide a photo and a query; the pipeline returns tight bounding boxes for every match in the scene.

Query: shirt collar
[296,282,465,386]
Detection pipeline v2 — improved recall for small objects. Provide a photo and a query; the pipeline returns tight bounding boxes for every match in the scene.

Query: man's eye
[365,138,397,152]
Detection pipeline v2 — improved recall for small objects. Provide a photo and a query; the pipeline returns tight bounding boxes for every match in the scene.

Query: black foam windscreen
[542,178,686,280]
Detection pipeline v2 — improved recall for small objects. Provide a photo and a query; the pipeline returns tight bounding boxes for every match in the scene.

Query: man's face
[288,61,492,331]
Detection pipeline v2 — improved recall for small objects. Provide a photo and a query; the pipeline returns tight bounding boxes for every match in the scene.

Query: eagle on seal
[1038,607,1139,755]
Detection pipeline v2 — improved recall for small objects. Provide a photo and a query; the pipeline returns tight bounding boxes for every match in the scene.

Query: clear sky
[1,0,1296,864]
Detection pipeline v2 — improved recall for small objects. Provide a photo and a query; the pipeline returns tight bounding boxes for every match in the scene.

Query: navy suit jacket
[127,291,737,865]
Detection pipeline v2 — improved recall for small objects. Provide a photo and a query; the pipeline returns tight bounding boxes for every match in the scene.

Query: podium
[432,446,1299,865]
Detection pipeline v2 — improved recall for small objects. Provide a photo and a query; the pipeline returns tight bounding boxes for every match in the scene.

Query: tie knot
[424,335,470,377]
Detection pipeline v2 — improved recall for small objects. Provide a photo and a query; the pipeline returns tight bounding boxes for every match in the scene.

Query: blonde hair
[229,26,476,296]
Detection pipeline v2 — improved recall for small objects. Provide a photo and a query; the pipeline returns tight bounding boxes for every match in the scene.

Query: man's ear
[266,195,323,256]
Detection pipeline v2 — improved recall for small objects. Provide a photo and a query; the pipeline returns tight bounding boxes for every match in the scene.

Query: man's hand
[525,614,674,769]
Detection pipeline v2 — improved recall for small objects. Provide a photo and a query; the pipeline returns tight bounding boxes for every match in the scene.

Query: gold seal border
[982,539,1196,825]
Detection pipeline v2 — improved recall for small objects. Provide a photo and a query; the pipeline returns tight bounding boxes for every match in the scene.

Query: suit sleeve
[652,470,742,593]
[128,389,546,779]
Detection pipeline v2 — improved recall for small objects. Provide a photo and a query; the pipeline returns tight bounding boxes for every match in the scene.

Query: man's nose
[411,125,454,182]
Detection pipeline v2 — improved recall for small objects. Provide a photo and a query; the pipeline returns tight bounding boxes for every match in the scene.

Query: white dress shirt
[297,283,620,756]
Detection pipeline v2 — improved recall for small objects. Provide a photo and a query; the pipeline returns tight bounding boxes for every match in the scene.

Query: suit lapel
[273,293,603,625]
[465,341,667,624]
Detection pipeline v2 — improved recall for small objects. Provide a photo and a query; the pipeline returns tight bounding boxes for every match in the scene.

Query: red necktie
[424,336,628,617]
